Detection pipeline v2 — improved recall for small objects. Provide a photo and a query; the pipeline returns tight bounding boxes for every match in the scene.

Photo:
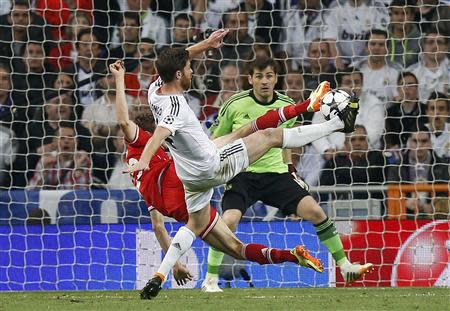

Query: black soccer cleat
[140,275,163,299]
[338,95,360,133]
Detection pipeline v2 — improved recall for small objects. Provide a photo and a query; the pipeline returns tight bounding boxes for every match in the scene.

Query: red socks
[243,243,297,265]
[251,99,311,132]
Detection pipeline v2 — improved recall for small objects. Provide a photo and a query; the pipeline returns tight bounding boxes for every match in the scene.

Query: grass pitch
[0,288,449,311]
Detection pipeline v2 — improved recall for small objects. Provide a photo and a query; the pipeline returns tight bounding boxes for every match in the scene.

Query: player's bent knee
[222,211,241,231]
[297,196,327,223]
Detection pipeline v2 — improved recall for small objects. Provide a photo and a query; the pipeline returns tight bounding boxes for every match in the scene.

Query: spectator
[105,127,133,189]
[109,12,140,61]
[303,39,338,98]
[118,0,168,49]
[386,128,450,218]
[406,30,449,103]
[74,29,106,107]
[338,68,385,149]
[385,71,427,149]
[137,37,155,58]
[239,0,282,49]
[425,92,450,160]
[282,0,325,70]
[415,0,450,36]
[355,29,399,104]
[28,123,92,190]
[170,13,196,47]
[319,125,385,199]
[220,8,254,65]
[0,0,50,62]
[0,62,17,187]
[35,0,93,41]
[320,0,389,68]
[12,41,53,120]
[198,0,242,31]
[82,72,132,137]
[200,62,241,121]
[52,71,76,94]
[387,0,421,69]
[47,11,91,71]
[0,62,15,126]
[283,71,304,104]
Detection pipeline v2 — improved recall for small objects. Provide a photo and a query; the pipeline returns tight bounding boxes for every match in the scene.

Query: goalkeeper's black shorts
[221,171,311,216]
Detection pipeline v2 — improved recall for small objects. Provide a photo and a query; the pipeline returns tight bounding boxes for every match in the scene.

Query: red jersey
[126,126,219,237]
[125,126,188,222]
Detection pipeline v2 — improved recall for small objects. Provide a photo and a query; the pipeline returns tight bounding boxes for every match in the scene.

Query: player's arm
[124,126,171,173]
[150,209,172,252]
[186,29,229,59]
[150,209,193,286]
[109,60,138,142]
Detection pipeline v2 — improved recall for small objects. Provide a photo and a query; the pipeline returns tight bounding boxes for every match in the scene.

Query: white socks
[282,117,343,148]
[156,226,196,281]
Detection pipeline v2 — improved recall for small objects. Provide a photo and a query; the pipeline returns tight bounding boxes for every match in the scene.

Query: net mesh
[0,0,449,290]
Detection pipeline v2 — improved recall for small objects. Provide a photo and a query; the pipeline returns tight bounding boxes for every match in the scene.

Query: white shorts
[184,139,249,213]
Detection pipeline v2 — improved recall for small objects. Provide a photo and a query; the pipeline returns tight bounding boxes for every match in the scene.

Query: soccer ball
[320,89,350,120]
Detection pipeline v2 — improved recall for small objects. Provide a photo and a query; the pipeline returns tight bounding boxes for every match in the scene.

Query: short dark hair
[389,0,416,14]
[427,92,449,110]
[76,28,97,43]
[20,41,44,57]
[337,67,363,85]
[141,37,155,45]
[248,56,279,75]
[366,29,388,41]
[155,47,189,83]
[220,7,245,28]
[119,12,141,27]
[174,13,195,26]
[397,71,418,84]
[11,0,30,10]
[0,61,11,73]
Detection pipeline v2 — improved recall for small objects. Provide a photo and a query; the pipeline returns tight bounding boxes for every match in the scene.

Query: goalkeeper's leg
[295,196,374,283]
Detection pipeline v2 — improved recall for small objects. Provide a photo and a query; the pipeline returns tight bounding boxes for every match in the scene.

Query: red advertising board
[336,220,450,287]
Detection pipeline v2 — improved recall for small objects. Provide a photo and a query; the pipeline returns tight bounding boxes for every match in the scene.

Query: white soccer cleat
[340,262,374,283]
[201,276,223,293]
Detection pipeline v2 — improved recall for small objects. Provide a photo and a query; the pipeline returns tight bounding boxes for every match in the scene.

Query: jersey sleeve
[147,76,163,97]
[157,96,187,135]
[127,126,151,148]
[210,100,235,137]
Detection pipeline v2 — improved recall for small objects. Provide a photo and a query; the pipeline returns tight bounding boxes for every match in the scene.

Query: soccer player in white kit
[126,29,364,299]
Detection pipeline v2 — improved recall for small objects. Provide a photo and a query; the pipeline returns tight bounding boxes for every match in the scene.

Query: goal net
[0,0,449,291]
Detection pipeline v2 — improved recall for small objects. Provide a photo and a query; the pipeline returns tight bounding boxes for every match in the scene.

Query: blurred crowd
[0,0,448,217]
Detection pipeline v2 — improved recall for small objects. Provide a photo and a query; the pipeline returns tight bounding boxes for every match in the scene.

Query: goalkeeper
[202,57,373,292]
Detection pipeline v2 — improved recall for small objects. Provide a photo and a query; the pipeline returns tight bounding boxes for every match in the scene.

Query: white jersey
[321,0,389,63]
[356,59,399,103]
[147,78,218,183]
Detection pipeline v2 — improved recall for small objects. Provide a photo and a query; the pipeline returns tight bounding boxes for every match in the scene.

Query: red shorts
[148,164,219,239]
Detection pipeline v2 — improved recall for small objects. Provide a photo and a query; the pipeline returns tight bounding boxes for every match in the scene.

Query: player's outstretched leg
[213,81,330,149]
